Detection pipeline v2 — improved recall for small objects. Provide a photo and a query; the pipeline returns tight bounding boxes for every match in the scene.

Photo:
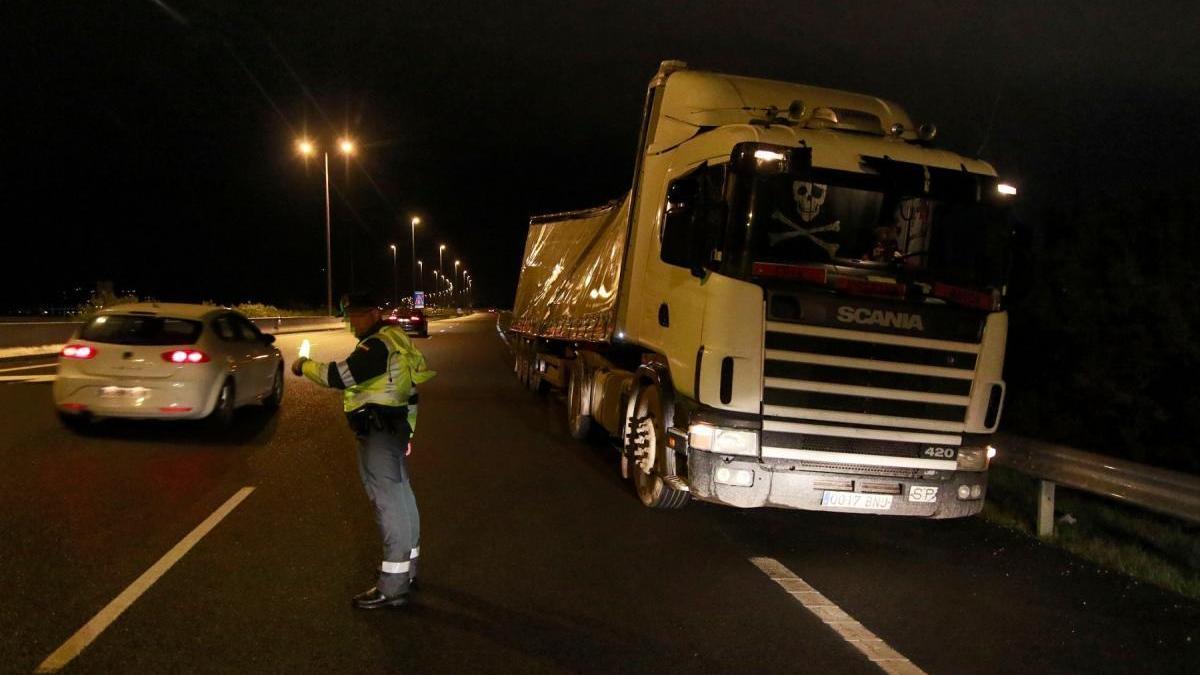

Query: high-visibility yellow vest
[343,326,436,433]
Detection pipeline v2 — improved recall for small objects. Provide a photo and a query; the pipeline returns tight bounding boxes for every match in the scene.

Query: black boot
[352,586,408,609]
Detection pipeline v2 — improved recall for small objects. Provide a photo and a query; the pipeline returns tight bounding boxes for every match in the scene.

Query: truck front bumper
[687,449,986,519]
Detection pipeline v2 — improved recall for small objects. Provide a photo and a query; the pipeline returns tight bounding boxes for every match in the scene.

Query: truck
[508,61,1013,517]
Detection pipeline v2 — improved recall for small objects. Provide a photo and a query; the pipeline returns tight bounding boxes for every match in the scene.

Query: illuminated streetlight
[294,136,358,315]
[417,260,424,292]
[409,216,421,300]
[389,244,398,306]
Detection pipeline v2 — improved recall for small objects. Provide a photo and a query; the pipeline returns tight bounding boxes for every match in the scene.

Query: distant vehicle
[54,303,284,431]
[509,61,1014,516]
[387,307,428,337]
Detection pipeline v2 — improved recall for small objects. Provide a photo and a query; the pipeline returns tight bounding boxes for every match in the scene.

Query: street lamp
[417,260,424,292]
[296,136,355,315]
[438,244,446,279]
[389,244,398,306]
[454,260,461,306]
[410,217,420,301]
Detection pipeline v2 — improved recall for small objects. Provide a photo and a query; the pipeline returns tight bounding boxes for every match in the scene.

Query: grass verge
[983,465,1200,599]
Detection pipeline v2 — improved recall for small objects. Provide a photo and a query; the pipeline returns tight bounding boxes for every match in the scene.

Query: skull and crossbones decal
[769,181,841,256]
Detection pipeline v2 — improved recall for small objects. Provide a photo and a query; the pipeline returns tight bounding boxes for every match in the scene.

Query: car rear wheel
[57,411,92,434]
[207,379,236,431]
[263,366,284,411]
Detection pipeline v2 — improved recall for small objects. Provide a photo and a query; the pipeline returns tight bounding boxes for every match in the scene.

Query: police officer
[291,291,435,609]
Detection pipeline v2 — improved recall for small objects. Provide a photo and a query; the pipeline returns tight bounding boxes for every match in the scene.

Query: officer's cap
[339,290,389,316]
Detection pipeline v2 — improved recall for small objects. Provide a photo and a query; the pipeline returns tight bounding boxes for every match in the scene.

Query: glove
[291,357,308,377]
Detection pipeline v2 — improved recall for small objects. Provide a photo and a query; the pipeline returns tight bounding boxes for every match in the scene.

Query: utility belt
[346,404,409,437]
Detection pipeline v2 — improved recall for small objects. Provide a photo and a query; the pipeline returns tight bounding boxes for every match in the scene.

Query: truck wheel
[527,355,547,394]
[626,384,690,509]
[515,350,530,387]
[567,363,592,440]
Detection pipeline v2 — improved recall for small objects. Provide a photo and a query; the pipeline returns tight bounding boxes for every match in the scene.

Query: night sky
[6,1,1199,311]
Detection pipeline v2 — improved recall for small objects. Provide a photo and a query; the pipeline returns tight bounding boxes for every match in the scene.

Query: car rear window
[80,314,203,345]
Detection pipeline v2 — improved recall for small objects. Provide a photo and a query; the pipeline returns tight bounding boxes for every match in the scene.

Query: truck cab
[511,61,1014,517]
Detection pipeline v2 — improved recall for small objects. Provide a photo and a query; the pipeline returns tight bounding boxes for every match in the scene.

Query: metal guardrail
[992,432,1200,537]
[249,316,344,335]
[0,315,346,353]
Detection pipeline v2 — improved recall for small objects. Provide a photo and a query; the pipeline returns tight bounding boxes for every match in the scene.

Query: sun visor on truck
[859,156,995,203]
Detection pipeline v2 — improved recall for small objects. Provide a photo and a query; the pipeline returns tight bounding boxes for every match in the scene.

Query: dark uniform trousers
[356,422,420,596]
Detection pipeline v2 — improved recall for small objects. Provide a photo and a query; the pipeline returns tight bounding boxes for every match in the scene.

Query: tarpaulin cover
[510,195,630,343]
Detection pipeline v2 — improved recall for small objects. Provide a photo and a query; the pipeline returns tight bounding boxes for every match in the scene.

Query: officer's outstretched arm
[299,338,390,390]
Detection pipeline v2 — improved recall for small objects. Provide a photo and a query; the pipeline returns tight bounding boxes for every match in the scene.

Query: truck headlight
[689,424,758,456]
[957,447,988,471]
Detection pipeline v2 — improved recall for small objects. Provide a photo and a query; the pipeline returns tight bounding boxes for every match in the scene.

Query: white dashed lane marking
[35,487,256,673]
[750,557,927,675]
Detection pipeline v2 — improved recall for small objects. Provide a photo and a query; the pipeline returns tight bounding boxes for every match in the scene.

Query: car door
[231,315,276,402]
[211,314,255,405]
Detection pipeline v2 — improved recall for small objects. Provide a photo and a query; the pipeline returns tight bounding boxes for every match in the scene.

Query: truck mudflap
[687,450,986,519]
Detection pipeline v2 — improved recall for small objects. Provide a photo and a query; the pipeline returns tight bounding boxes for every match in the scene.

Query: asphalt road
[1,313,1196,674]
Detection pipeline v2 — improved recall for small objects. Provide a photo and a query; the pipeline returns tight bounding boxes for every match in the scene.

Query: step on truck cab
[509,60,1014,516]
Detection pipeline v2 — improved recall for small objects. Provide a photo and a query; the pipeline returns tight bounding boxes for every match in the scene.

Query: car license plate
[908,486,939,503]
[100,386,149,399]
[821,491,893,510]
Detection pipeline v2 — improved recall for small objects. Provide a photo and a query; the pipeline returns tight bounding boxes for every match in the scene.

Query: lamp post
[389,244,398,306]
[296,136,355,315]
[453,260,461,307]
[410,217,420,302]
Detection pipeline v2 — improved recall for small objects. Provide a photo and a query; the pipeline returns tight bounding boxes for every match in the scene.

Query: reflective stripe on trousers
[357,427,420,597]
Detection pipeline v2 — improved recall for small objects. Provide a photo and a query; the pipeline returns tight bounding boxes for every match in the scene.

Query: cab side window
[660,164,727,270]
[661,172,699,268]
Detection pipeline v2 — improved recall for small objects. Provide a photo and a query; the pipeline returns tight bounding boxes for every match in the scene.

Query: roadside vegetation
[984,465,1200,600]
[71,289,325,320]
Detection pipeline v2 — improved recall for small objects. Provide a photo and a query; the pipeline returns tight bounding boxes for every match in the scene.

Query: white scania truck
[509,61,1013,516]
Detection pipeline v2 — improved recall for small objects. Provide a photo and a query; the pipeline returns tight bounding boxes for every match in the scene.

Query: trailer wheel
[626,384,689,509]
[527,355,547,394]
[567,362,592,440]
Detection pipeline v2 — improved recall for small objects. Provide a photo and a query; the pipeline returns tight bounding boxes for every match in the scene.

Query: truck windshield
[723,167,1012,292]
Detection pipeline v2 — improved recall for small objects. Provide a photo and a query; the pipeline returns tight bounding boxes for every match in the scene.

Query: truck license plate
[821,491,893,510]
[908,486,938,503]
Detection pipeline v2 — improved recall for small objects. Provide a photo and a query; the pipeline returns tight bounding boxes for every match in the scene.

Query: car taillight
[162,349,210,364]
[61,344,97,359]
[410,315,421,321]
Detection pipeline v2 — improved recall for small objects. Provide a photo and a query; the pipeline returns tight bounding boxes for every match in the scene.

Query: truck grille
[762,318,978,435]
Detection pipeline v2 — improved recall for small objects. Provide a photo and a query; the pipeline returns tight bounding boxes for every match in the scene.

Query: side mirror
[262,334,276,345]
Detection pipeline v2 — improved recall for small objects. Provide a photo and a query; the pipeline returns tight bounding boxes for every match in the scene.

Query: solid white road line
[35,486,256,673]
[749,557,927,675]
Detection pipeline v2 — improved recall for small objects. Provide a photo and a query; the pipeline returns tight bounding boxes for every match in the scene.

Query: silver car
[53,303,283,430]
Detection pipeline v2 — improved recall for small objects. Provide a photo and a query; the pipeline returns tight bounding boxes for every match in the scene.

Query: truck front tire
[626,383,689,510]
